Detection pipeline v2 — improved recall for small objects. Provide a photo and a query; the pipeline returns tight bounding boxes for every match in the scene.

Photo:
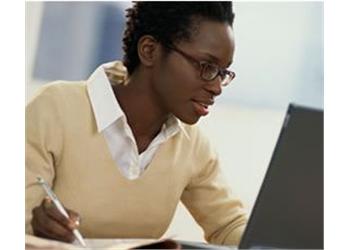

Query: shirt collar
[87,60,190,140]
[87,61,125,132]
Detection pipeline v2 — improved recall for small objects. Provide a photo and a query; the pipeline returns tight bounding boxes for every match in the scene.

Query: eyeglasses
[164,45,236,86]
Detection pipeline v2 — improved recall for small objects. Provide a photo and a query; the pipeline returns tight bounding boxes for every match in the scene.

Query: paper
[81,238,163,249]
[25,235,79,250]
[25,234,173,250]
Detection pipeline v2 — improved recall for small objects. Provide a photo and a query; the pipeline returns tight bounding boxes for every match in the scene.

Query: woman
[26,2,247,246]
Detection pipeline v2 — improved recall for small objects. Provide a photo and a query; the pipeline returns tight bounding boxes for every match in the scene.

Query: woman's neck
[111,70,169,140]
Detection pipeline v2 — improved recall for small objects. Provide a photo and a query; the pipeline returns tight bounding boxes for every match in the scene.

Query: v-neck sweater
[25,82,247,245]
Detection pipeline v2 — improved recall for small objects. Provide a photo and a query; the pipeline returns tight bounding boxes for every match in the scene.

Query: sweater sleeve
[180,129,248,246]
[25,85,64,234]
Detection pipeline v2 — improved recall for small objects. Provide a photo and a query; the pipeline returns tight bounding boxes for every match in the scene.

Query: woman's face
[152,19,235,125]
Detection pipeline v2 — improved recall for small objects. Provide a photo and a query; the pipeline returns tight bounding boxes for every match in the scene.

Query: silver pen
[36,176,87,247]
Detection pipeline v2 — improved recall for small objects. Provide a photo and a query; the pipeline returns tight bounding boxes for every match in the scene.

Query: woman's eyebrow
[201,52,220,63]
[202,52,232,68]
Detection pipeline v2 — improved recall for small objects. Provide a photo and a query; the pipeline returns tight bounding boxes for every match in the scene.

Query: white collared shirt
[86,61,189,180]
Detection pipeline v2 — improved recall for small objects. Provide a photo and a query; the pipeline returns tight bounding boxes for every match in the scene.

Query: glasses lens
[221,71,235,86]
[201,63,218,81]
[221,74,231,86]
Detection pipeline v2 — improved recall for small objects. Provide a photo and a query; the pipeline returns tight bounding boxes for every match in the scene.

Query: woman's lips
[192,100,210,116]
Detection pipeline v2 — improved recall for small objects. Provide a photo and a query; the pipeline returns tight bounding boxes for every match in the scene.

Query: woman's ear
[137,35,160,67]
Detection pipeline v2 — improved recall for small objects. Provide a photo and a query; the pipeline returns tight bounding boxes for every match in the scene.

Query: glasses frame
[164,45,235,86]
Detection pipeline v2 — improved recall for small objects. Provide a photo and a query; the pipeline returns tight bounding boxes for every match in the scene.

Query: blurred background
[25,1,323,242]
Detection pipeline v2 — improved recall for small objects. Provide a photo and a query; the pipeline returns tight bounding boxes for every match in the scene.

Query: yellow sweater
[25,82,247,245]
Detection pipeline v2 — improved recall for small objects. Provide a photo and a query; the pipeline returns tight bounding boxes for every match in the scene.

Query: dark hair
[122,1,235,75]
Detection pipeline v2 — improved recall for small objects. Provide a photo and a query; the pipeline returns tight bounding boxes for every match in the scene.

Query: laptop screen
[239,104,323,249]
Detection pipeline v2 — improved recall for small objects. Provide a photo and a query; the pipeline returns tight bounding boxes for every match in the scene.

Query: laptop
[239,104,324,249]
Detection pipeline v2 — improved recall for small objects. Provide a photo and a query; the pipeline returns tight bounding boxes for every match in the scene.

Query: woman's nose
[204,77,223,97]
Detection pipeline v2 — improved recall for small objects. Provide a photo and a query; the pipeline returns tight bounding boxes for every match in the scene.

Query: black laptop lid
[239,104,324,249]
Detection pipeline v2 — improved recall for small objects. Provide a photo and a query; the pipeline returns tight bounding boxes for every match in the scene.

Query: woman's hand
[31,197,81,243]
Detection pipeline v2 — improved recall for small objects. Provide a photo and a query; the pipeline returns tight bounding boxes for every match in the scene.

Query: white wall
[25,2,323,242]
[25,2,45,102]
[226,2,323,110]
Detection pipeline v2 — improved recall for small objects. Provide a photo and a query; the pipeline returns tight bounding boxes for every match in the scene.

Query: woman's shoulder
[26,80,91,123]
[27,81,87,107]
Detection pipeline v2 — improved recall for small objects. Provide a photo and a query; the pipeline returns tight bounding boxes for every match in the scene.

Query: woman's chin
[176,113,201,125]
